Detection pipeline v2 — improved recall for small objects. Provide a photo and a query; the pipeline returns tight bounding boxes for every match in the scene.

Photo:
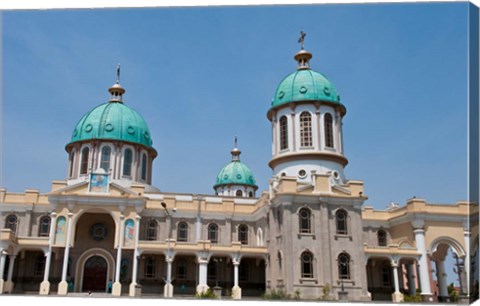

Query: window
[279,116,289,150]
[324,113,334,148]
[338,253,351,279]
[38,215,51,237]
[300,112,312,147]
[248,191,253,198]
[239,262,249,281]
[34,254,46,277]
[381,265,391,286]
[100,146,111,172]
[238,224,248,245]
[5,214,18,233]
[301,251,314,278]
[144,256,156,278]
[80,147,90,175]
[146,220,157,241]
[299,208,312,234]
[69,151,75,177]
[235,190,243,197]
[177,258,186,279]
[123,148,133,176]
[141,153,148,180]
[377,230,387,247]
[336,209,348,235]
[208,223,218,244]
[277,251,282,271]
[177,222,188,242]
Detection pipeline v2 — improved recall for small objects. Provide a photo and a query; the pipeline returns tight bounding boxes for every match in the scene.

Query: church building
[0,34,476,303]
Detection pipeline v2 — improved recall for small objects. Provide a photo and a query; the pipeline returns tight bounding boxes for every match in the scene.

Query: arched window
[235,190,243,197]
[177,258,186,279]
[299,207,312,234]
[80,147,90,175]
[301,251,314,278]
[141,153,148,181]
[146,220,157,241]
[5,214,18,233]
[300,112,312,147]
[144,256,156,278]
[238,224,248,245]
[324,113,334,148]
[100,146,111,172]
[34,253,46,277]
[248,191,253,198]
[256,228,264,246]
[69,151,75,177]
[38,215,51,237]
[336,209,348,235]
[377,229,387,247]
[277,251,282,271]
[208,223,219,244]
[177,222,188,242]
[123,148,133,176]
[338,252,351,279]
[279,116,289,150]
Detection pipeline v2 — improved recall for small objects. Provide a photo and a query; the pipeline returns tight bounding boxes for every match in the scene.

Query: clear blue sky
[2,3,469,210]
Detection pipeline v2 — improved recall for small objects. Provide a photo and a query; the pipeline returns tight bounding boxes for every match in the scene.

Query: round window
[91,223,108,241]
[105,123,114,132]
[299,86,308,94]
[333,171,339,179]
[85,124,93,132]
[298,169,307,178]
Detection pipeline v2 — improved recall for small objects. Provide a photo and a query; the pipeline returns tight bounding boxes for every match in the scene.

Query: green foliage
[403,293,422,303]
[448,283,459,302]
[261,289,292,300]
[322,283,331,299]
[294,289,301,300]
[195,288,217,299]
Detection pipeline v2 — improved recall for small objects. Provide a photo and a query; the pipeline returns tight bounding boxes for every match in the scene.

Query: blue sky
[2,3,469,210]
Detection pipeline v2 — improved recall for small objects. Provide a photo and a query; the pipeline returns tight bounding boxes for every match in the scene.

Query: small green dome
[214,160,257,188]
[271,69,341,108]
[69,102,153,147]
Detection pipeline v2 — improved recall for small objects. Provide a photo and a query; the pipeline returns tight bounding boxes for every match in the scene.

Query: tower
[267,35,347,185]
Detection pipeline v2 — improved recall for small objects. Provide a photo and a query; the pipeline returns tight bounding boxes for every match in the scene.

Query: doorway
[82,256,108,292]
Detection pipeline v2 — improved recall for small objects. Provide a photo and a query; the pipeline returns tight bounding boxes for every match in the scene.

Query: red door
[83,256,107,292]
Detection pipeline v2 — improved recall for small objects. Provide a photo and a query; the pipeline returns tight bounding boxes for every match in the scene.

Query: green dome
[214,161,257,188]
[271,69,342,109]
[69,102,153,147]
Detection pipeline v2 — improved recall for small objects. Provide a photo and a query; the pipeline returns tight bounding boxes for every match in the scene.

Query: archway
[82,255,108,292]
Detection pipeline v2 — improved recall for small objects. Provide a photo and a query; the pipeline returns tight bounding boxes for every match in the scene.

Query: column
[58,212,73,295]
[231,258,242,300]
[164,256,174,298]
[413,225,433,301]
[112,214,125,296]
[436,260,448,299]
[129,215,141,297]
[464,229,471,294]
[40,212,57,295]
[196,257,209,294]
[391,260,403,302]
[3,255,17,293]
[0,250,6,294]
[407,263,417,296]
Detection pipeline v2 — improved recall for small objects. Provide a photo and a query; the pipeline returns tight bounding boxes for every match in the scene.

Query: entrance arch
[83,256,108,292]
[75,248,115,292]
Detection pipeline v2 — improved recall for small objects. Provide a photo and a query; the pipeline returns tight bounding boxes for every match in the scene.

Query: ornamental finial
[298,30,306,50]
[231,136,241,162]
[116,63,121,84]
[234,136,238,149]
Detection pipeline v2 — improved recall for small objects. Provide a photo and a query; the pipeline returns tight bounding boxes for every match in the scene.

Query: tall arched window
[144,256,156,278]
[324,113,334,148]
[377,230,387,247]
[177,222,188,242]
[338,252,351,279]
[336,209,348,235]
[123,148,133,176]
[277,251,283,271]
[208,223,218,244]
[279,116,289,150]
[100,146,111,172]
[299,207,312,234]
[300,112,312,147]
[301,251,314,278]
[146,220,157,241]
[69,151,75,177]
[238,224,248,245]
[236,190,243,197]
[141,153,148,181]
[5,214,18,233]
[80,147,90,175]
[38,215,51,237]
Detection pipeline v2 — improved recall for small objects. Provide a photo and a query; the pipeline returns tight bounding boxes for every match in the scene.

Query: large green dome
[68,101,153,147]
[271,69,341,108]
[214,160,257,188]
